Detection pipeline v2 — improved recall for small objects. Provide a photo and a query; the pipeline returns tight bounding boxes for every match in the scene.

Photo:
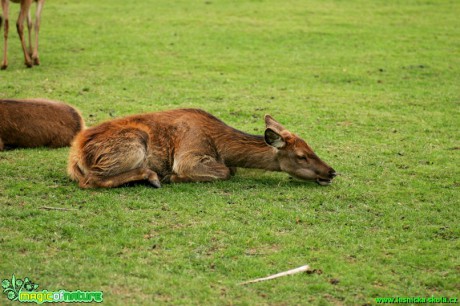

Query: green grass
[1,0,459,304]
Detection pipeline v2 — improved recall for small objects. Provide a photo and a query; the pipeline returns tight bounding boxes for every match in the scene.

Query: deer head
[264,115,336,185]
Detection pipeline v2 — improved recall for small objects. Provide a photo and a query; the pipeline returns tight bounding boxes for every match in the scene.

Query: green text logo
[2,275,103,304]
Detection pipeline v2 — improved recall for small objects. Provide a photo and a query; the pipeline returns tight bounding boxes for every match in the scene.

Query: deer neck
[216,129,280,171]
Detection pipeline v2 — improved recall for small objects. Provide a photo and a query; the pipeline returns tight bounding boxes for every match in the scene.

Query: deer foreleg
[169,154,232,183]
[26,4,31,56]
[1,0,9,69]
[16,0,33,67]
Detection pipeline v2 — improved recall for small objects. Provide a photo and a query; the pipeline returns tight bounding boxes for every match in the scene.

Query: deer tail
[67,150,86,183]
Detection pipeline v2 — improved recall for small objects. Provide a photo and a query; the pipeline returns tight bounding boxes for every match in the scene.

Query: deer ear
[265,114,286,134]
[264,128,286,149]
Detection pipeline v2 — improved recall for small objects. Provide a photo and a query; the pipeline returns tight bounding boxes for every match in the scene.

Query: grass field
[1,0,459,305]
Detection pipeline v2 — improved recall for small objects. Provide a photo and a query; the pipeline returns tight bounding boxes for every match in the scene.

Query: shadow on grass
[109,175,325,190]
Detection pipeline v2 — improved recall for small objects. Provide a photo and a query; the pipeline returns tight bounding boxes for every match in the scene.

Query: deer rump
[0,99,84,150]
[68,108,336,188]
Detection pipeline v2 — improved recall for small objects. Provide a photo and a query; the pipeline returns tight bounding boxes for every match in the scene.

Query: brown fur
[1,0,45,69]
[0,98,84,150]
[68,108,336,188]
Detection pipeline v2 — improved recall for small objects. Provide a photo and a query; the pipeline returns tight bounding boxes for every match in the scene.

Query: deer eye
[296,155,307,162]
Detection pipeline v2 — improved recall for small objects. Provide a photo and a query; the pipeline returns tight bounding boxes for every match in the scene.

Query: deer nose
[329,169,337,178]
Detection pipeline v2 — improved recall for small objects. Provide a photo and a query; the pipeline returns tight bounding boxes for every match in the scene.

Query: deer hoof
[33,58,40,66]
[149,179,161,188]
[1,64,7,70]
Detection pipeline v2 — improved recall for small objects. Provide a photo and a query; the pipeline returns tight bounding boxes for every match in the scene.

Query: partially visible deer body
[0,99,84,150]
[1,0,45,69]
[68,109,336,188]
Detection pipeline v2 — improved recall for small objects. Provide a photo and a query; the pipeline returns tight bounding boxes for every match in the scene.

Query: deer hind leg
[168,153,231,183]
[82,168,161,189]
[1,0,9,69]
[16,0,33,67]
[26,6,31,56]
[31,0,43,65]
[77,127,161,189]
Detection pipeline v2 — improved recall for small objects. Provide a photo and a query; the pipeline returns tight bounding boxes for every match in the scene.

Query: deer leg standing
[31,0,43,65]
[1,0,9,69]
[16,0,33,67]
[26,4,31,56]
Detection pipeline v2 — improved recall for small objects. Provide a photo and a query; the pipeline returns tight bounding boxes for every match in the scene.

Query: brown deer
[0,98,84,150]
[68,109,336,188]
[1,0,45,69]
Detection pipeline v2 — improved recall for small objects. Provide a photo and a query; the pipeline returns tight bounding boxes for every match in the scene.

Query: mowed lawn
[0,0,459,305]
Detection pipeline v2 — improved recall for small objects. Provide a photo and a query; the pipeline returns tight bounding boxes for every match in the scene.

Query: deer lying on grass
[0,99,84,150]
[68,108,336,188]
[1,0,45,69]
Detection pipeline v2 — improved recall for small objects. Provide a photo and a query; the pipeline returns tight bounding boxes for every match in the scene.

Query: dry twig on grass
[39,206,77,211]
[239,265,310,285]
